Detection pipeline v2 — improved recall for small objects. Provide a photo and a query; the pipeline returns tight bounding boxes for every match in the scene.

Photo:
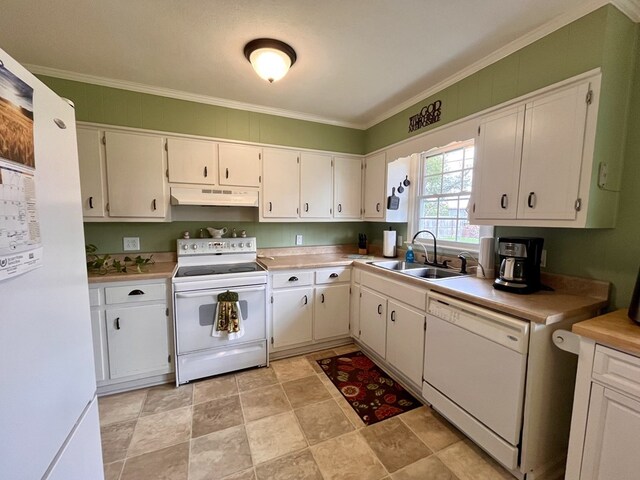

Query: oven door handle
[175,285,266,299]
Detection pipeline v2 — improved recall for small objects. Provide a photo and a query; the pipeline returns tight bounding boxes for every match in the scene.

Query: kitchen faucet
[411,230,447,268]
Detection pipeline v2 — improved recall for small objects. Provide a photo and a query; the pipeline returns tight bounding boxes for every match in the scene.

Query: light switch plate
[295,234,303,246]
[123,237,140,251]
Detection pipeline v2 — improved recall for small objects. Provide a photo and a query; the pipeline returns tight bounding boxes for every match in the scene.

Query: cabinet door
[518,82,590,220]
[472,105,524,220]
[106,305,171,379]
[359,287,387,358]
[218,143,261,187]
[580,384,640,480]
[272,288,313,349]
[350,284,360,339]
[333,156,362,219]
[77,127,106,218]
[363,152,386,220]
[314,284,350,340]
[104,131,166,218]
[262,148,300,218]
[167,137,217,185]
[90,309,108,382]
[300,152,333,218]
[386,300,425,386]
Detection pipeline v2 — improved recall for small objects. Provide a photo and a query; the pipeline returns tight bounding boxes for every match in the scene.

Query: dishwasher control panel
[428,300,457,323]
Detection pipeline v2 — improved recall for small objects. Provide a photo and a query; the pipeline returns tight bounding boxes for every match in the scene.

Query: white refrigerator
[0,47,104,479]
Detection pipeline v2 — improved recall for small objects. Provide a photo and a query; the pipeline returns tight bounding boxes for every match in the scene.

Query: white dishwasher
[423,291,529,471]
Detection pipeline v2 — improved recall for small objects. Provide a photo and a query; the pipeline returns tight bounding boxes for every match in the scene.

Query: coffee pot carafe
[493,237,544,294]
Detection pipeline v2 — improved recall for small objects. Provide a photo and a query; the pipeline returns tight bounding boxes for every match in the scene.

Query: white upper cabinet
[218,143,261,187]
[333,156,362,219]
[473,105,524,220]
[470,73,602,228]
[104,131,167,219]
[262,148,300,218]
[363,152,386,220]
[167,137,217,185]
[77,127,107,218]
[300,152,333,219]
[518,83,590,220]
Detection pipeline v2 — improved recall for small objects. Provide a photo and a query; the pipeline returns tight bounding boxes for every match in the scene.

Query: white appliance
[172,237,268,384]
[0,49,103,479]
[170,186,259,207]
[423,291,584,480]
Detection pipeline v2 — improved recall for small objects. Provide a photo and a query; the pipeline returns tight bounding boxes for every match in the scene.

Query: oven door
[175,285,266,354]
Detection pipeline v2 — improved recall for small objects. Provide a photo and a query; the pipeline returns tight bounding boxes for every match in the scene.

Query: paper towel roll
[477,236,495,278]
[383,230,397,258]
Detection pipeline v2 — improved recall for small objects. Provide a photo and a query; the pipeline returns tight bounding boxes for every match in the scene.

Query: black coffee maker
[493,237,544,294]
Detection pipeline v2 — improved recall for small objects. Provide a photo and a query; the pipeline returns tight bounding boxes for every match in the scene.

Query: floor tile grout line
[355,428,392,478]
[396,411,440,454]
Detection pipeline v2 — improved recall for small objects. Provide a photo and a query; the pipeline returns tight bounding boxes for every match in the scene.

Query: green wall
[40,76,365,155]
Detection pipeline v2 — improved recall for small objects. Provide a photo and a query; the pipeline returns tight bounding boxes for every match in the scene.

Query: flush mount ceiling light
[244,38,297,83]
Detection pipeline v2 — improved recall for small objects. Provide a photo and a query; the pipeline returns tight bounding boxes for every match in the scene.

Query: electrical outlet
[295,234,303,246]
[541,249,547,268]
[123,237,140,251]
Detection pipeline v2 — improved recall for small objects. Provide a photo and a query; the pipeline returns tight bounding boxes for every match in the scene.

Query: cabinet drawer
[316,267,351,284]
[89,288,102,307]
[105,283,167,305]
[593,345,640,400]
[361,271,427,310]
[271,271,314,289]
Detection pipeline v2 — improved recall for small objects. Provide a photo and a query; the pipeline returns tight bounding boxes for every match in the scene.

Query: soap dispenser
[405,244,415,263]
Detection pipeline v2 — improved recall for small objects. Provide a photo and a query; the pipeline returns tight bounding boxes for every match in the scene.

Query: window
[414,139,480,248]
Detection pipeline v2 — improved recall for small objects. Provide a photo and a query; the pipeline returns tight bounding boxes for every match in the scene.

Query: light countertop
[87,261,176,284]
[573,309,640,356]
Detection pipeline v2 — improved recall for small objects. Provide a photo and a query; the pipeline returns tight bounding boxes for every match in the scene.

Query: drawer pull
[338,203,342,213]
[204,166,208,177]
[115,317,121,330]
[305,202,309,212]
[376,202,381,212]
[152,198,157,211]
[321,293,325,303]
[89,196,94,209]
[377,304,383,315]
[391,310,396,322]
[303,295,308,305]
[288,276,298,282]
[527,192,536,208]
[128,289,145,296]
[269,201,273,212]
[329,273,339,278]
[500,194,508,209]
[226,167,229,179]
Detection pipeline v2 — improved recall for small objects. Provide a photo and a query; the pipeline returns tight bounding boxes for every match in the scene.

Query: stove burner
[182,267,217,277]
[229,266,257,273]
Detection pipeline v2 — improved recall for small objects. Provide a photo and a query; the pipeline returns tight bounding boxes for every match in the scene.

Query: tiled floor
[99,344,514,480]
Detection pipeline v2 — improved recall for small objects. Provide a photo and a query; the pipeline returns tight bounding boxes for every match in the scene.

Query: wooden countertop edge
[87,262,177,284]
[573,309,640,356]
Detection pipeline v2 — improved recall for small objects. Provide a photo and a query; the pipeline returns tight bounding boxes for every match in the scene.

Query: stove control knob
[192,244,198,250]
[182,244,189,250]
[246,242,252,248]
[231,243,236,248]
[208,242,214,248]
[238,242,244,248]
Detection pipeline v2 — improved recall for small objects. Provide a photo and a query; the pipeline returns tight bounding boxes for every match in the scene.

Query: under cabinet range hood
[170,186,259,207]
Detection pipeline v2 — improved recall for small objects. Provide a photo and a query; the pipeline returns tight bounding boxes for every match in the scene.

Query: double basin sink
[368,260,465,280]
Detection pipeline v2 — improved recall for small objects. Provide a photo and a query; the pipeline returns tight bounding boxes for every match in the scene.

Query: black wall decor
[408,100,442,133]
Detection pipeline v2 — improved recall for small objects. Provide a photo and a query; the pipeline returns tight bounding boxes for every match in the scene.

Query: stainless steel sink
[400,267,464,279]
[369,260,425,270]
[369,260,464,280]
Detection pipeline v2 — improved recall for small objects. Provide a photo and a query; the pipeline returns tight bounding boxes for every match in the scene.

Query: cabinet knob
[500,194,508,209]
[377,304,382,315]
[288,276,298,282]
[527,192,536,208]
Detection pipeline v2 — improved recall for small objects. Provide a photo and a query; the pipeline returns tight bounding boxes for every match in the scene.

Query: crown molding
[26,64,362,130]
[612,0,640,21]
[27,0,636,131]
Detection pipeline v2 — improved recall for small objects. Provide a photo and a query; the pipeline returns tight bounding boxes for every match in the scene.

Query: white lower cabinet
[272,287,314,349]
[89,280,173,392]
[314,284,350,340]
[270,267,351,353]
[359,287,387,359]
[350,283,361,339]
[386,300,425,386]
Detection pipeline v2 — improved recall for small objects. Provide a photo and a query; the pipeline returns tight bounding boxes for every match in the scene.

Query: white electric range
[172,237,268,385]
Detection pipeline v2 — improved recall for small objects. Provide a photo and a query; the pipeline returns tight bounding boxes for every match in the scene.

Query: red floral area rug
[317,351,420,425]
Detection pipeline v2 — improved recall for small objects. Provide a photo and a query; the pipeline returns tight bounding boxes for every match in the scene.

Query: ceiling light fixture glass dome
[244,39,297,83]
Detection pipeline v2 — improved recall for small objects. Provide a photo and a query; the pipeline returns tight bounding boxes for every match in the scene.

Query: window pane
[437,220,456,241]
[424,175,441,195]
[459,196,469,219]
[425,154,443,176]
[438,197,459,218]
[418,218,437,232]
[457,220,479,244]
[464,146,475,168]
[442,171,462,194]
[462,169,473,192]
[443,148,463,173]
[420,198,438,217]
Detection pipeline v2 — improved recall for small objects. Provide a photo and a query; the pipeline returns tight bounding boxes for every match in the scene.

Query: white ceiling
[0,0,620,128]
